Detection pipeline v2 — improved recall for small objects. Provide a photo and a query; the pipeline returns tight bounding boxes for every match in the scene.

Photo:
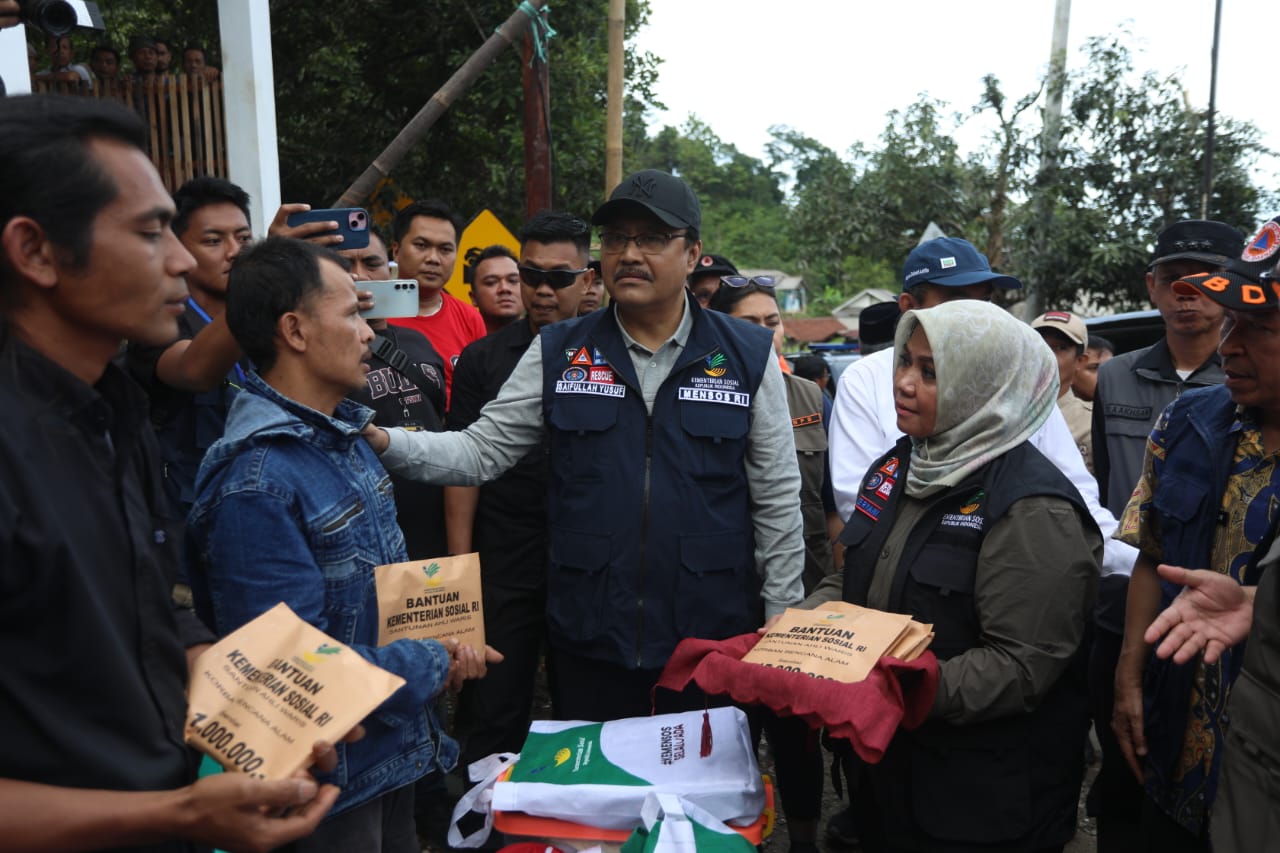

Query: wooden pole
[1028,0,1071,317]
[1200,0,1223,219]
[523,33,552,218]
[333,0,549,207]
[605,0,625,197]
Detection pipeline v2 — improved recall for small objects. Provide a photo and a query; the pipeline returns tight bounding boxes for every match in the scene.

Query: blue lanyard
[186,297,247,386]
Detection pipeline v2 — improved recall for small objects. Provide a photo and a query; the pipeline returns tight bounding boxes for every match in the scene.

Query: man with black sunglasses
[445,210,591,765]
[367,171,804,722]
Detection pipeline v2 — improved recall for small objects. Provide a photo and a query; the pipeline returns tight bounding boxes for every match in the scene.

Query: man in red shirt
[389,200,485,401]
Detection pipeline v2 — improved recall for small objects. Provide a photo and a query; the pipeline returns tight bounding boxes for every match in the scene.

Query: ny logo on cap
[631,175,657,197]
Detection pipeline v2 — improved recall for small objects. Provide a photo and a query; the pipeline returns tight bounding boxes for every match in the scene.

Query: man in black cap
[1093,220,1245,514]
[688,252,738,307]
[365,170,804,721]
[1089,219,1243,851]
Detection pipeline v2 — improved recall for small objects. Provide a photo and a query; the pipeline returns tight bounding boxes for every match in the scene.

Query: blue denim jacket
[186,373,457,816]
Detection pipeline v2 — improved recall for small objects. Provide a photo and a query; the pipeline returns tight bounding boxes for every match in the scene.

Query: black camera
[19,0,104,37]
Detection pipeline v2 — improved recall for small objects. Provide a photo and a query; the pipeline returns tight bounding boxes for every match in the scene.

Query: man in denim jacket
[187,237,494,852]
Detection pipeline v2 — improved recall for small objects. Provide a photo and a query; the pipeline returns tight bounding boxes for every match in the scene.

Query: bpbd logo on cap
[1243,218,1280,265]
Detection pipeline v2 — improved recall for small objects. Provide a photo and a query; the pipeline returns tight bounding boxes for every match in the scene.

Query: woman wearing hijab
[804,300,1100,853]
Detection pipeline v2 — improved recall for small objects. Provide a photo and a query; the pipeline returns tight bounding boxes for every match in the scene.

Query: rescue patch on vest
[678,387,750,406]
[865,472,896,500]
[589,366,615,384]
[792,411,821,428]
[1104,403,1153,420]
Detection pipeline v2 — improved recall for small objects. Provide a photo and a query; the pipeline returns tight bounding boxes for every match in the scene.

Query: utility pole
[605,0,625,197]
[1029,0,1071,317]
[523,33,552,218]
[1200,0,1223,219]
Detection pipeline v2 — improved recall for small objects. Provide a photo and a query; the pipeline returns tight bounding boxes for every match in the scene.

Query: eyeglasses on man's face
[598,231,687,255]
[518,264,589,290]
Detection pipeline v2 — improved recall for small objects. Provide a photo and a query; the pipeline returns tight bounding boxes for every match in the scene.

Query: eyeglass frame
[518,264,590,290]
[719,275,777,290]
[598,231,689,255]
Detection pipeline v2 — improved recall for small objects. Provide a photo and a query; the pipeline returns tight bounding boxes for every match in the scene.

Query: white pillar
[217,0,280,233]
[0,28,32,95]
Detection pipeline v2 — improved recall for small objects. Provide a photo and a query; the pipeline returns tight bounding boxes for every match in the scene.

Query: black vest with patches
[840,437,1097,851]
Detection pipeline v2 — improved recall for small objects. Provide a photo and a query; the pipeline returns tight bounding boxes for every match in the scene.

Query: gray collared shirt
[381,302,804,616]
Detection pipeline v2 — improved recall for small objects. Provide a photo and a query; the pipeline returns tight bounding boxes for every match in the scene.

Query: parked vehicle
[1084,309,1163,354]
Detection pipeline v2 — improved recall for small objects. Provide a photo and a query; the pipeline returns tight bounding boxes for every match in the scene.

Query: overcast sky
[632,0,1278,193]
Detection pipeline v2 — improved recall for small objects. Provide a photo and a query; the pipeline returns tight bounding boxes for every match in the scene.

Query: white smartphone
[360,279,419,319]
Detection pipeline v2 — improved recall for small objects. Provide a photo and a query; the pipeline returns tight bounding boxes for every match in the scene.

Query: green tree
[1012,33,1268,310]
[771,101,990,298]
[71,0,661,228]
[630,117,789,270]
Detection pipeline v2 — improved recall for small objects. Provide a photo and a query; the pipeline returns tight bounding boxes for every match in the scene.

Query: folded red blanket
[656,633,939,763]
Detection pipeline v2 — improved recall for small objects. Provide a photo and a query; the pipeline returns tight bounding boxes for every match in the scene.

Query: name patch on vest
[556,380,626,398]
[1104,403,1153,420]
[792,411,822,428]
[855,495,882,520]
[678,387,750,407]
[682,365,749,407]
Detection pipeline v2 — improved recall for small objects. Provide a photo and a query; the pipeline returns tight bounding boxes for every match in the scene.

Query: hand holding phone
[360,279,420,320]
[282,207,371,249]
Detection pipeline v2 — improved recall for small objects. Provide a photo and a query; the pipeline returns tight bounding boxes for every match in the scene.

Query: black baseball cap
[1150,220,1244,269]
[690,253,738,280]
[592,170,701,231]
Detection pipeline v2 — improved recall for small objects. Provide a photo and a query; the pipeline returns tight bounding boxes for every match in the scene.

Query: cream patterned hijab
[895,300,1059,497]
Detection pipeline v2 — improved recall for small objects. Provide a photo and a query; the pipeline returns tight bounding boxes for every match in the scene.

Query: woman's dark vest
[538,301,774,670]
[840,437,1095,851]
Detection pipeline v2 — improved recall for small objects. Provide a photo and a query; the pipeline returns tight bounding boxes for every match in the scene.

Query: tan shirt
[1058,391,1094,474]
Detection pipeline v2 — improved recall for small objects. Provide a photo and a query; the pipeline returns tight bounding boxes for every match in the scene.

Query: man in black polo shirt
[0,95,340,851]
[445,210,592,766]
[341,229,450,559]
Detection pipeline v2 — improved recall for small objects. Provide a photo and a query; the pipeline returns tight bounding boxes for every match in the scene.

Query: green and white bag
[490,707,764,830]
[620,793,759,853]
